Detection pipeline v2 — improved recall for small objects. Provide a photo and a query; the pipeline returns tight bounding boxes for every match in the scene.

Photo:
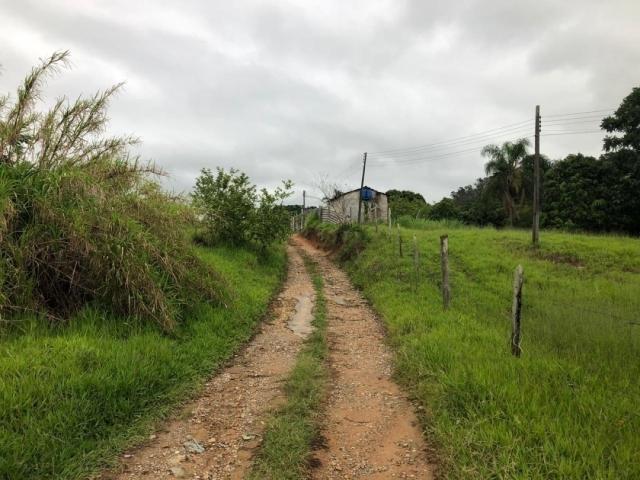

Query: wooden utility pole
[357,152,367,224]
[302,190,306,221]
[532,105,541,247]
[511,265,524,357]
[440,235,450,309]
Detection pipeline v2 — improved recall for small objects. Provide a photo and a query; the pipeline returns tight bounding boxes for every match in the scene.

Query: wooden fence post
[413,234,419,291]
[440,235,451,309]
[511,265,524,357]
[397,223,403,257]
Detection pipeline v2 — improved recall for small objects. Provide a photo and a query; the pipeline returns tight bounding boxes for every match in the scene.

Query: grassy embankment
[249,254,328,480]
[0,244,286,480]
[305,219,640,479]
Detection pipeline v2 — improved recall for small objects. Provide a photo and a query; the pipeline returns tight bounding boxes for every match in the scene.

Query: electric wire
[541,130,603,136]
[368,131,534,165]
[369,137,535,167]
[368,125,533,160]
[367,118,532,156]
[356,106,613,169]
[543,108,614,118]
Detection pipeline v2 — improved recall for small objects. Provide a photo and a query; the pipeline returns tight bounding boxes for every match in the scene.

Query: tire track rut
[297,237,435,480]
[99,243,314,480]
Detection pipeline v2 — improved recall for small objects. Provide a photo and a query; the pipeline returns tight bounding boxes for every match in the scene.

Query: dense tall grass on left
[0,51,223,332]
[0,52,289,479]
[0,244,286,479]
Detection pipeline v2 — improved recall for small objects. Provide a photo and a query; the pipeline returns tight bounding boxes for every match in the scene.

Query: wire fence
[379,224,639,357]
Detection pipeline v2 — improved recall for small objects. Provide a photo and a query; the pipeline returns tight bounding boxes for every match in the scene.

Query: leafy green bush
[0,51,224,331]
[192,167,293,250]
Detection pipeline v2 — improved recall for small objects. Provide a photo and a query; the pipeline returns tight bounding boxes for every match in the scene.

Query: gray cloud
[1,0,638,203]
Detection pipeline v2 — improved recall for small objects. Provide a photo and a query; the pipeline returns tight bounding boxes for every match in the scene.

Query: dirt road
[100,244,314,479]
[99,237,434,479]
[297,237,434,479]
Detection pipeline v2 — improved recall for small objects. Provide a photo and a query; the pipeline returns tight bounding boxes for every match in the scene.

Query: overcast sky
[1,0,639,204]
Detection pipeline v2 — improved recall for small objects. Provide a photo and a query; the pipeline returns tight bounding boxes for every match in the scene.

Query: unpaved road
[99,237,434,479]
[297,237,434,479]
[99,244,314,479]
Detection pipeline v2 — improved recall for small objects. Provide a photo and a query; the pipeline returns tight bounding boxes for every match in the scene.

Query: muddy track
[99,243,314,480]
[296,237,435,479]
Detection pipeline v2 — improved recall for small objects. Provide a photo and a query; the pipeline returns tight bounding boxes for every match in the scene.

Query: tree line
[388,86,640,235]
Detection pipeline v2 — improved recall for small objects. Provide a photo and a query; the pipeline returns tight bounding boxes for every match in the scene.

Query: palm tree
[482,138,530,226]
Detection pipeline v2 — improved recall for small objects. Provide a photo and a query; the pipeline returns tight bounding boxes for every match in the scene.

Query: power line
[369,137,535,167]
[543,117,601,125]
[367,118,532,156]
[333,158,362,179]
[368,125,533,160]
[368,131,534,164]
[541,130,602,136]
[543,108,614,118]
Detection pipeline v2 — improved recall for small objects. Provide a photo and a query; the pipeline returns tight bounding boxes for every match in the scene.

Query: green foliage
[602,86,640,152]
[0,52,223,331]
[428,197,460,221]
[192,167,293,249]
[249,255,328,480]
[304,221,369,261]
[544,151,640,234]
[331,224,640,478]
[430,85,640,235]
[252,182,295,251]
[450,178,504,226]
[386,189,430,218]
[192,167,256,245]
[482,138,531,226]
[0,244,287,480]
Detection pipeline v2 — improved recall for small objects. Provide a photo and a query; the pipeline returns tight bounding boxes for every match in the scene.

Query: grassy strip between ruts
[0,244,286,480]
[304,220,640,479]
[249,253,328,480]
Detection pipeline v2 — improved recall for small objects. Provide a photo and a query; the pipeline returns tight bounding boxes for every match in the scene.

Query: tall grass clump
[0,51,225,331]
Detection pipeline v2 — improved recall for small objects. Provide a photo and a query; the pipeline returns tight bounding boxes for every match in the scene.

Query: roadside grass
[249,254,328,480]
[306,222,640,479]
[0,244,286,480]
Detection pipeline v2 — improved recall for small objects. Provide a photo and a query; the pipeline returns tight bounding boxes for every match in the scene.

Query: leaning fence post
[440,234,450,309]
[397,223,403,257]
[511,265,524,357]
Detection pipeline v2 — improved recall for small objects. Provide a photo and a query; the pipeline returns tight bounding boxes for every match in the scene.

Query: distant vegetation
[396,86,640,235]
[304,220,640,478]
[386,189,430,218]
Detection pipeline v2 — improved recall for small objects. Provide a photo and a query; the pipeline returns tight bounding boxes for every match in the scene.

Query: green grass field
[249,254,328,480]
[0,245,286,480]
[310,221,640,479]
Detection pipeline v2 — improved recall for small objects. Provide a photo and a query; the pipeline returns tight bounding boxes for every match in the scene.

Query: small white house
[322,186,388,224]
